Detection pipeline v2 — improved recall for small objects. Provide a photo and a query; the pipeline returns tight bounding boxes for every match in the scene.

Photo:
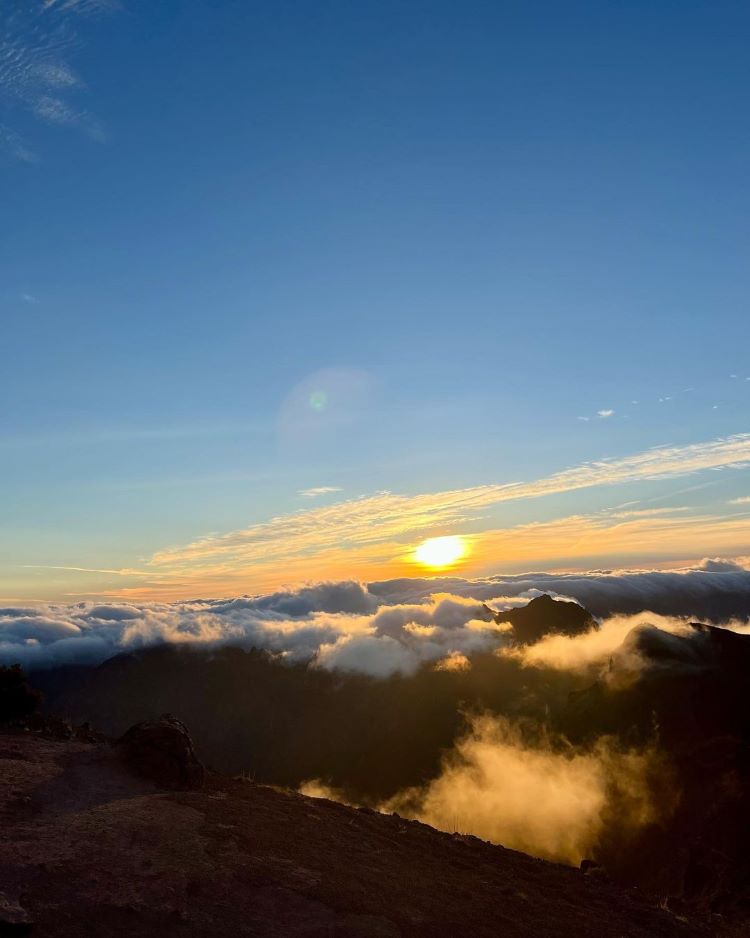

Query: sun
[413,535,467,569]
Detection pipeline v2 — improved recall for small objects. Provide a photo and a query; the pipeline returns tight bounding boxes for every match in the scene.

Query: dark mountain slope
[0,729,722,938]
[33,644,584,796]
[32,596,599,795]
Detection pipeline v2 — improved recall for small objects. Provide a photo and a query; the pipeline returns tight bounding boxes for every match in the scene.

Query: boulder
[116,714,204,790]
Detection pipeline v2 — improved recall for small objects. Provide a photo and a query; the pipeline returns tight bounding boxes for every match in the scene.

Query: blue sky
[1,0,749,601]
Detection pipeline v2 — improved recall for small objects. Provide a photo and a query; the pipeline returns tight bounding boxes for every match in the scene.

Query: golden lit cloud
[470,511,750,570]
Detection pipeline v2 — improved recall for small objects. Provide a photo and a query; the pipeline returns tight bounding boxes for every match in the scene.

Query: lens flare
[414,535,467,569]
[309,390,328,411]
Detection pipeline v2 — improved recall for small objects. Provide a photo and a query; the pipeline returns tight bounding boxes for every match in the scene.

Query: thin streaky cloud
[729,496,750,505]
[21,564,147,576]
[608,506,691,520]
[473,512,750,571]
[43,0,120,13]
[597,409,614,418]
[0,419,262,449]
[640,480,720,505]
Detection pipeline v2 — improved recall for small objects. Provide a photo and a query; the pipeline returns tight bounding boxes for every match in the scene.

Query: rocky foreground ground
[0,726,737,937]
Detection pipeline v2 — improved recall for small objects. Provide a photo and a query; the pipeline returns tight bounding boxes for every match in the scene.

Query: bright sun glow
[413,535,467,568]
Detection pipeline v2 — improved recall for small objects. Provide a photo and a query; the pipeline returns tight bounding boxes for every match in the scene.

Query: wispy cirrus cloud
[0,419,261,450]
[608,506,690,519]
[22,564,149,576]
[0,123,39,163]
[43,0,120,13]
[472,510,750,573]
[729,496,750,505]
[0,0,118,160]
[17,433,750,601]
[59,432,745,599]
[149,433,750,572]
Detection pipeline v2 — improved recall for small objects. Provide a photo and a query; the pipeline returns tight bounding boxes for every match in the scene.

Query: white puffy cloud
[0,582,499,676]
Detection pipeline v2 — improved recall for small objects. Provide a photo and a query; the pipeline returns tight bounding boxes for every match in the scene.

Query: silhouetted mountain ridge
[487,593,598,644]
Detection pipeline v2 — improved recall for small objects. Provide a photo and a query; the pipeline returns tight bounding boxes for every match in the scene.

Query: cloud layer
[3,560,749,673]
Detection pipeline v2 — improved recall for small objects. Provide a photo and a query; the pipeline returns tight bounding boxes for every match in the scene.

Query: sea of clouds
[2,559,749,675]
[5,559,749,868]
